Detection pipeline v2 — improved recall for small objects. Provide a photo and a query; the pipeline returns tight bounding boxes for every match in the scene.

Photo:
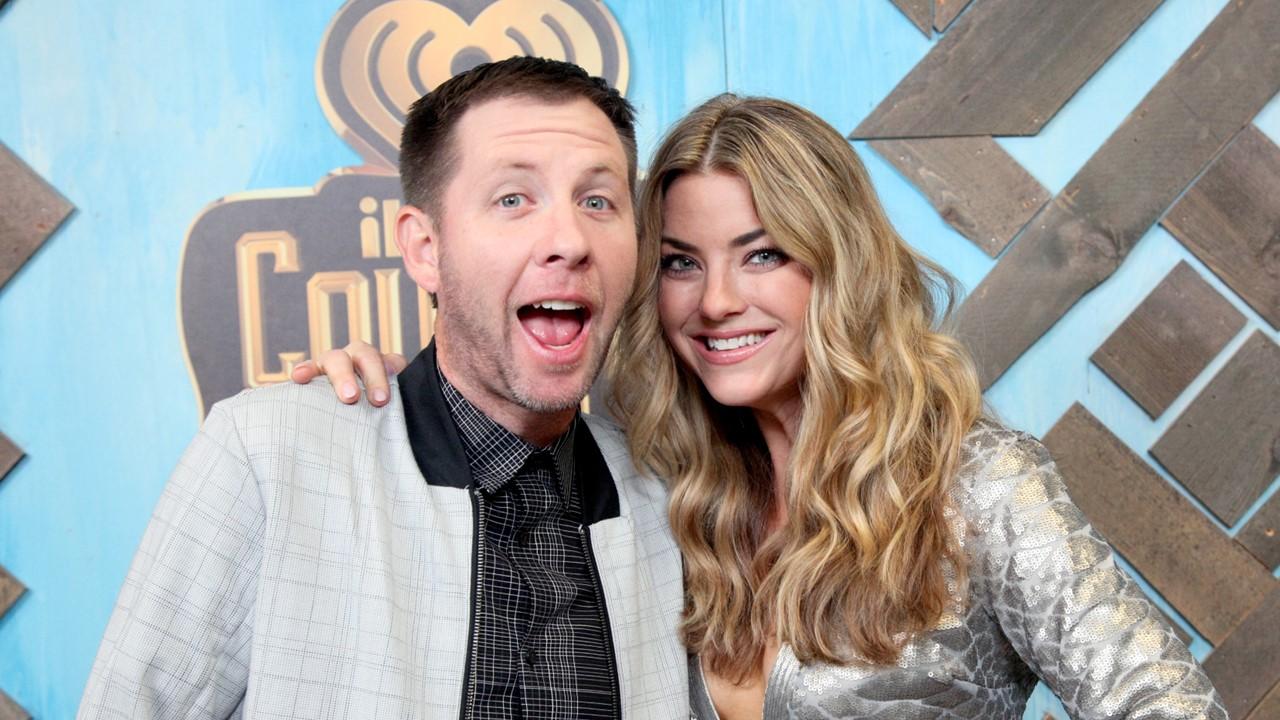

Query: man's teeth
[532,300,584,311]
[705,333,765,351]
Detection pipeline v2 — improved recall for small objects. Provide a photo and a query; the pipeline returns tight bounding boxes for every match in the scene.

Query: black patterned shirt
[439,371,617,720]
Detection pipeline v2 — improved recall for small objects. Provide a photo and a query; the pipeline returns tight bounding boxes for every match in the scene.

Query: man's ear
[396,204,440,294]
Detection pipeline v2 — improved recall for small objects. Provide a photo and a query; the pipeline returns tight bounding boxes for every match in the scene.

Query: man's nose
[534,202,591,268]
[700,268,746,320]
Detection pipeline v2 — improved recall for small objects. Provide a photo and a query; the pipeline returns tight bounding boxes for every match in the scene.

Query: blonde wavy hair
[607,94,983,678]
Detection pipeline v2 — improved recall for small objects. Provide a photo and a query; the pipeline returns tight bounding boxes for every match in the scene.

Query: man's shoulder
[207,378,404,444]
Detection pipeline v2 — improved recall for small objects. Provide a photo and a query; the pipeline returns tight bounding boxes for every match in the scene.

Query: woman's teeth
[704,333,765,351]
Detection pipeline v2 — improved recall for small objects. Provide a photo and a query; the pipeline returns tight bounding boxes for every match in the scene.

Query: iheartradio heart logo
[317,0,631,170]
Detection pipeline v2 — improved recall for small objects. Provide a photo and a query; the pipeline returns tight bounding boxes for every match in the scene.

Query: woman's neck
[753,397,802,533]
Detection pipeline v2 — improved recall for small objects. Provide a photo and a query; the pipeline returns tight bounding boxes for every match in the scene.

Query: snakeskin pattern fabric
[689,420,1226,719]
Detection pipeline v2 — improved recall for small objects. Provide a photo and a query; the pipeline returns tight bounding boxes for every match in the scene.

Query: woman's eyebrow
[729,228,767,247]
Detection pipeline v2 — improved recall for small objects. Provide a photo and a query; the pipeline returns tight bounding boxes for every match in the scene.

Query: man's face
[426,96,636,433]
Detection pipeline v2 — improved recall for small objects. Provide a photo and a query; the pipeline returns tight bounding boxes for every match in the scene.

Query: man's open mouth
[517,300,591,348]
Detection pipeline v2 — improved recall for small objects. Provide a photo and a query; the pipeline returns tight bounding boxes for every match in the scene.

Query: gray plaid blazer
[79,352,687,719]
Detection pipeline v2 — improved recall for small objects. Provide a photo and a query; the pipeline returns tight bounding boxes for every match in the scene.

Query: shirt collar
[437,366,577,500]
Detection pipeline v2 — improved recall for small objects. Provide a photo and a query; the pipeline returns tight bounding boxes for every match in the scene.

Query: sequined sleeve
[963,431,1227,719]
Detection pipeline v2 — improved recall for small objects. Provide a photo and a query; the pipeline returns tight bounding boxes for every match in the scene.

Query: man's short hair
[399,56,638,218]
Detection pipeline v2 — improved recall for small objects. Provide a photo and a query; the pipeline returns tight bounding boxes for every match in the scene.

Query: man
[79,58,687,719]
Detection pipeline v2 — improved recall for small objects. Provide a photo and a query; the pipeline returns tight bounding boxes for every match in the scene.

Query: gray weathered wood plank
[955,0,1280,389]
[0,432,22,483]
[853,0,1165,138]
[1042,403,1275,644]
[1150,332,1280,526]
[1161,125,1280,329]
[0,690,29,720]
[1238,491,1280,572]
[0,564,24,620]
[1204,585,1280,720]
[869,136,1049,257]
[1091,261,1244,418]
[933,0,974,32]
[0,143,73,290]
[1246,680,1280,720]
[890,0,932,37]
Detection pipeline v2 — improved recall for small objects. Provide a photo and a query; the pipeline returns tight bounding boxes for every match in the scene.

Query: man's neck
[436,351,576,448]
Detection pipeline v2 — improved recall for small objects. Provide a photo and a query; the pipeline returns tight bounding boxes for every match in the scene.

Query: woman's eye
[498,194,525,208]
[660,254,698,275]
[747,248,787,266]
[582,196,612,211]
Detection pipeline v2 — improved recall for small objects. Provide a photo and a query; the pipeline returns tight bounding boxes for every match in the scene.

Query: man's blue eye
[499,194,523,208]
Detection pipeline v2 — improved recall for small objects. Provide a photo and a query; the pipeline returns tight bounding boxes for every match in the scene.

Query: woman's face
[657,170,812,416]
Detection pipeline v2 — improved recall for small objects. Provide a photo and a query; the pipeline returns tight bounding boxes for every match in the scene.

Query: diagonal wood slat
[889,0,933,37]
[0,690,29,720]
[1150,332,1280,526]
[1091,261,1244,418]
[1238,491,1280,572]
[1161,125,1280,329]
[954,0,1280,389]
[0,565,24,620]
[0,142,73,290]
[0,432,22,483]
[1247,681,1280,720]
[1203,585,1280,720]
[1042,403,1275,644]
[933,0,974,33]
[853,0,1166,138]
[869,136,1049,257]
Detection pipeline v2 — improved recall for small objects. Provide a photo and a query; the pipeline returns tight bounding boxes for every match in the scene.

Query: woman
[301,95,1225,719]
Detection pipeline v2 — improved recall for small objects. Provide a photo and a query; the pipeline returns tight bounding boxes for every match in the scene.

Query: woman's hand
[290,341,408,406]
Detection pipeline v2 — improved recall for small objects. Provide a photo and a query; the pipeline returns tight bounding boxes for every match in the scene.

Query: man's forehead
[455,95,626,162]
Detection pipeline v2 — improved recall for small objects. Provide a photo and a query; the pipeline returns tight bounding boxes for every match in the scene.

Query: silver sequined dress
[689,421,1227,719]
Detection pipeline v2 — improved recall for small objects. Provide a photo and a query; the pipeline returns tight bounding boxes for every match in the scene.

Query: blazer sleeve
[78,402,263,720]
[968,433,1227,720]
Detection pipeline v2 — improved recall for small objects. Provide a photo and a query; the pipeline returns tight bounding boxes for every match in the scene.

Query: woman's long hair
[607,94,983,678]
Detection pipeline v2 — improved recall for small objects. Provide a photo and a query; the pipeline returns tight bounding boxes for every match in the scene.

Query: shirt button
[523,647,538,667]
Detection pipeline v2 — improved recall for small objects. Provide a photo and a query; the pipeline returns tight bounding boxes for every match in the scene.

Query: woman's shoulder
[948,417,1064,526]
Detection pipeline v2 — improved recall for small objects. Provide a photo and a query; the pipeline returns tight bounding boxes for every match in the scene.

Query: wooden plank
[0,142,73,290]
[1091,261,1244,418]
[1204,585,1280,720]
[1150,332,1280,525]
[853,0,1165,138]
[955,0,1280,389]
[1042,403,1275,644]
[0,691,29,720]
[869,136,1049,257]
[0,432,22,483]
[1246,680,1280,720]
[1162,125,1280,329]
[0,564,23,620]
[889,0,933,37]
[933,0,974,32]
[1238,491,1280,571]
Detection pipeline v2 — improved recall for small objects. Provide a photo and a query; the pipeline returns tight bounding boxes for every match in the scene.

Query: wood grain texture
[1042,403,1275,644]
[955,0,1280,389]
[0,142,73,290]
[853,0,1165,138]
[933,0,974,32]
[1091,261,1244,418]
[0,432,22,483]
[1238,491,1280,571]
[0,691,29,720]
[1247,680,1280,720]
[1204,585,1280,720]
[0,564,24,620]
[890,0,932,37]
[1161,125,1280,329]
[869,136,1049,257]
[1150,332,1280,525]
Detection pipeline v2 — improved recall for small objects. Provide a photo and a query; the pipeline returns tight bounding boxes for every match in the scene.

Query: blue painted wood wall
[1,1,1276,717]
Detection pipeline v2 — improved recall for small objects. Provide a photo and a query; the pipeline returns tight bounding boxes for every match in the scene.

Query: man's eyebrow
[581,163,626,181]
